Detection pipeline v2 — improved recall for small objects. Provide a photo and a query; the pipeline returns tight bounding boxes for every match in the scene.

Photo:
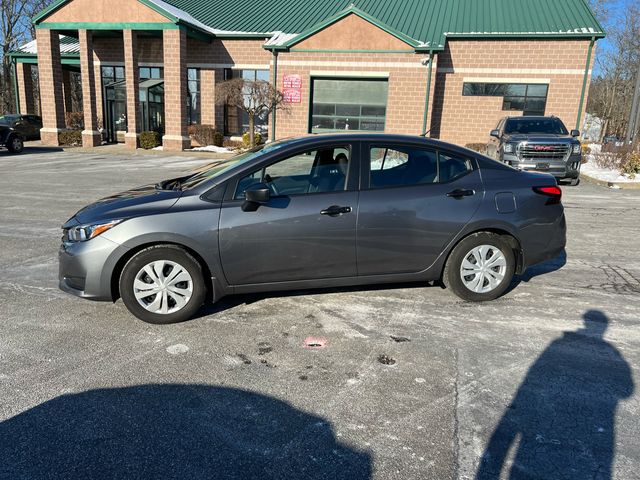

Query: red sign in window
[283,74,302,89]
[283,88,302,103]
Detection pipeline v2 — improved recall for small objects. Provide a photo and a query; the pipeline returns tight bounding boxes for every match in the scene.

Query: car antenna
[421,128,432,138]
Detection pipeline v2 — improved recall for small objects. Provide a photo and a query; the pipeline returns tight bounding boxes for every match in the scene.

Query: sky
[591,0,636,75]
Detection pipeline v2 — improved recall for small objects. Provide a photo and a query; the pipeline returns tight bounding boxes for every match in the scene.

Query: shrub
[213,131,224,147]
[58,130,82,146]
[465,143,487,154]
[242,132,263,147]
[140,131,161,149]
[189,124,224,147]
[620,151,640,179]
[581,144,591,155]
[65,111,84,130]
[223,139,243,149]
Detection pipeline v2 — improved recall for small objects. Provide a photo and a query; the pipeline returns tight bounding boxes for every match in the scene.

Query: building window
[139,67,162,80]
[223,69,270,135]
[187,68,201,125]
[462,82,548,116]
[311,78,388,133]
[101,66,124,86]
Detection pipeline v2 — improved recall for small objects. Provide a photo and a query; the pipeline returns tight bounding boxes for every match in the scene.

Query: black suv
[487,116,582,185]
[0,114,42,140]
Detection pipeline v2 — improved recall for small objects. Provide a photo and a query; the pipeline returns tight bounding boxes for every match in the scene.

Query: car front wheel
[443,232,515,302]
[119,245,206,324]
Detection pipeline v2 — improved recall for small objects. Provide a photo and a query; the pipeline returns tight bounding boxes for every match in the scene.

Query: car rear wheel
[443,232,515,302]
[119,245,206,324]
[7,135,24,154]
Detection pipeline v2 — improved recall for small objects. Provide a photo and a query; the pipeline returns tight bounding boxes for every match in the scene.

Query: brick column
[78,30,101,147]
[36,30,65,145]
[16,63,35,114]
[162,28,190,151]
[200,69,215,126]
[123,30,140,149]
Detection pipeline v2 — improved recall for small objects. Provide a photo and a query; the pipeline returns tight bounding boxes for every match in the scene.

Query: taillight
[533,185,562,204]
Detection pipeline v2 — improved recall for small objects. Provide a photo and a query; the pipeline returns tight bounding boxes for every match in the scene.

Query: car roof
[273,133,469,151]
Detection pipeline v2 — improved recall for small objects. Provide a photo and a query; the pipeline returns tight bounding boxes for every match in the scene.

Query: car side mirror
[570,129,580,137]
[242,182,270,211]
[490,129,500,139]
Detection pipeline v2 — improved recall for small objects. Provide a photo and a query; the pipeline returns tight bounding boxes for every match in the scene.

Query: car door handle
[320,205,352,216]
[446,189,475,198]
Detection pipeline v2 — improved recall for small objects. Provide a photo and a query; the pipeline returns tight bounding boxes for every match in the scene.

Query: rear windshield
[504,118,568,135]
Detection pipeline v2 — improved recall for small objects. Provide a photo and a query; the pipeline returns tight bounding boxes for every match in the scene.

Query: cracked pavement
[0,148,639,479]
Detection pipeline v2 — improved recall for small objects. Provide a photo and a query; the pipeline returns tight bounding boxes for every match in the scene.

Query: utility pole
[626,60,640,143]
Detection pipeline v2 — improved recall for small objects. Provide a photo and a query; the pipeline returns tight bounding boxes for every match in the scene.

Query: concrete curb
[580,172,640,189]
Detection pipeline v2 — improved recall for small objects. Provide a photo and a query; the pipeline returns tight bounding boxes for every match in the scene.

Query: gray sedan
[59,134,566,323]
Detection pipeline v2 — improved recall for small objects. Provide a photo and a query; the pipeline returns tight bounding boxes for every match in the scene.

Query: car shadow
[476,310,634,479]
[0,384,372,479]
[195,281,435,318]
[502,249,567,296]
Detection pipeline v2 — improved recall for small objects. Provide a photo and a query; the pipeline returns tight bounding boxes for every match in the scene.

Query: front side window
[235,146,351,199]
[369,146,471,188]
[311,78,388,133]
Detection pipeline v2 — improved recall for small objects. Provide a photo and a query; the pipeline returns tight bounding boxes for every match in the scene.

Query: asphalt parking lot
[1,147,639,479]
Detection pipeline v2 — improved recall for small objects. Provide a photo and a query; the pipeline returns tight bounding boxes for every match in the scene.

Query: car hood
[504,133,575,143]
[71,184,183,225]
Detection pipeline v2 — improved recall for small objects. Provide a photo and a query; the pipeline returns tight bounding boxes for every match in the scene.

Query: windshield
[0,115,19,126]
[178,139,294,190]
[504,118,568,135]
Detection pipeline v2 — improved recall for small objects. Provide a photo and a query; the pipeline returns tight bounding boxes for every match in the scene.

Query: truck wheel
[7,135,24,154]
[119,245,206,324]
[443,232,515,302]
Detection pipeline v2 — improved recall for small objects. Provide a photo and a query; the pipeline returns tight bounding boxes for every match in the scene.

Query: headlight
[503,143,514,154]
[572,143,581,154]
[66,219,122,242]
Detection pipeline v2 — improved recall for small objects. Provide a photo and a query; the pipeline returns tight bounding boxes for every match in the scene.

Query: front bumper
[502,153,581,179]
[59,235,128,301]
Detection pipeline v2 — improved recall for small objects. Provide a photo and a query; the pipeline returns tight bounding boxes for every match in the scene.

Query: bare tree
[215,77,287,147]
[0,0,53,113]
[586,0,640,141]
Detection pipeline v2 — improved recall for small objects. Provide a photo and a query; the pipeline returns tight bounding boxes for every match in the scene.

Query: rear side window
[368,146,472,188]
[369,146,438,188]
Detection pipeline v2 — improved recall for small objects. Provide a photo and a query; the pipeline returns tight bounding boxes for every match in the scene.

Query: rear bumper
[58,236,128,301]
[521,212,567,270]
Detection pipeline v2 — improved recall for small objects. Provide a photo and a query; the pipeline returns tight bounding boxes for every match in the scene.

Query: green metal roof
[162,0,605,48]
[31,0,605,52]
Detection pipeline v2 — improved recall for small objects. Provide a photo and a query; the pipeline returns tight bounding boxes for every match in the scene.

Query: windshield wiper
[154,178,183,191]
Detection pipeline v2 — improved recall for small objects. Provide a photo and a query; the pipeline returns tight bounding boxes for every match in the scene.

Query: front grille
[519,143,569,161]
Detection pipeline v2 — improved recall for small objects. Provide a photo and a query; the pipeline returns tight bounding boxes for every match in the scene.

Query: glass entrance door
[104,80,127,143]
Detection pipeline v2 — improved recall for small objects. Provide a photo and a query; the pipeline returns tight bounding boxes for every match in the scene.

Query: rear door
[218,142,359,285]
[356,142,483,276]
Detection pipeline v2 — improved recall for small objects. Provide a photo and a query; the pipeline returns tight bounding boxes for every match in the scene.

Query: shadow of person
[0,384,371,480]
[476,310,633,479]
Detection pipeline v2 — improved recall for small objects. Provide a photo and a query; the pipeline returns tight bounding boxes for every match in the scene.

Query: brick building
[9,0,604,151]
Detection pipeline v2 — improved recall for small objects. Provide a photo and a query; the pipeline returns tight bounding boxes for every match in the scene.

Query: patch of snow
[582,148,640,184]
[152,146,164,151]
[191,145,234,153]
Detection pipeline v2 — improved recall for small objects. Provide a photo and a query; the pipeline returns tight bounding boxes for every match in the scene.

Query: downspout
[271,49,278,141]
[576,37,595,131]
[421,51,434,136]
[12,57,21,114]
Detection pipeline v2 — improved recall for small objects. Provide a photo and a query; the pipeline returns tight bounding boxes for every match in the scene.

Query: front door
[356,142,483,276]
[219,144,358,285]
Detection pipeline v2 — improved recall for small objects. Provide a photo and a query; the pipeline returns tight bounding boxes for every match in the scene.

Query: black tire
[6,135,24,154]
[569,177,580,186]
[443,232,515,302]
[119,245,206,324]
